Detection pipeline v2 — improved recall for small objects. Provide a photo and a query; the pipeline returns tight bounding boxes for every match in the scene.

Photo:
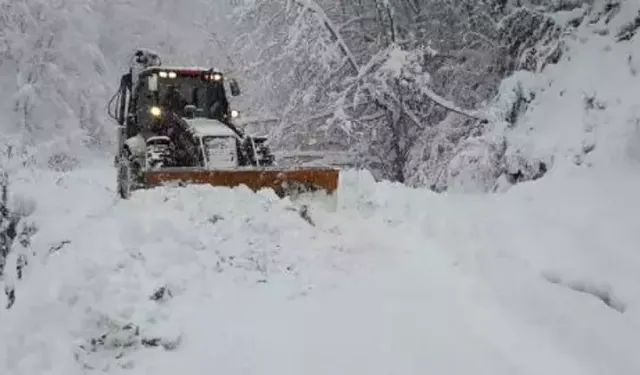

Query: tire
[117,149,133,199]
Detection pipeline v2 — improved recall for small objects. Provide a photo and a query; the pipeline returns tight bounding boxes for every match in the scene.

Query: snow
[492,7,640,171]
[378,45,487,121]
[549,6,588,26]
[184,118,238,137]
[202,137,238,168]
[3,2,640,375]
[142,66,218,74]
[1,157,640,374]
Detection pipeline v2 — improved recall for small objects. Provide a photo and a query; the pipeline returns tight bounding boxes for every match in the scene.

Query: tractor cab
[107,53,257,171]
[131,67,241,136]
[108,48,242,140]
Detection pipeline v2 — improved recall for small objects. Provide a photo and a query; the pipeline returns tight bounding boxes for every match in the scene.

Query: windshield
[158,76,207,109]
[156,73,229,119]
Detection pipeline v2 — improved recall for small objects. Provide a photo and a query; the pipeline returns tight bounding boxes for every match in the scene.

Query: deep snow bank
[441,1,640,193]
[1,165,640,374]
[493,1,640,179]
[0,165,398,374]
[341,167,640,375]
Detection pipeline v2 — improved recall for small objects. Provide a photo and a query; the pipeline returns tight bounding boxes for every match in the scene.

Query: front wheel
[117,149,133,199]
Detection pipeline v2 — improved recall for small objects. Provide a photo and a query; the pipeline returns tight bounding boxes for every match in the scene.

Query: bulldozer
[108,49,339,201]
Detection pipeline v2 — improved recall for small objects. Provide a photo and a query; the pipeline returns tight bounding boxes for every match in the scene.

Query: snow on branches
[231,0,587,190]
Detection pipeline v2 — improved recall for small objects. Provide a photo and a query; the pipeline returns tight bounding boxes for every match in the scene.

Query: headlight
[149,106,162,117]
[212,73,223,81]
[231,110,239,118]
[158,71,168,78]
[168,71,177,79]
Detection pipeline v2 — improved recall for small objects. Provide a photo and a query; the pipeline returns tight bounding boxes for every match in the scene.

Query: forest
[228,0,589,191]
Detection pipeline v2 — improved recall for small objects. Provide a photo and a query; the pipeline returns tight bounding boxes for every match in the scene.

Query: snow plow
[108,49,339,200]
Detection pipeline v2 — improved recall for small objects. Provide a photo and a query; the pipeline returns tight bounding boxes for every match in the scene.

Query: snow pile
[1,165,640,374]
[341,167,640,375]
[0,165,394,374]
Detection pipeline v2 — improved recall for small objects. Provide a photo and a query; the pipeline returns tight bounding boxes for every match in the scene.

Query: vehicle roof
[139,65,222,76]
[184,118,238,138]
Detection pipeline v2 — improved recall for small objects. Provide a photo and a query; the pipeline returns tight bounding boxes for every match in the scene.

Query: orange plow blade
[143,167,340,198]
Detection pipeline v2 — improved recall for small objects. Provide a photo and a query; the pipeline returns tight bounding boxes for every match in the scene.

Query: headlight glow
[231,110,239,118]
[168,71,177,78]
[149,106,162,117]
[158,71,168,78]
[212,73,223,81]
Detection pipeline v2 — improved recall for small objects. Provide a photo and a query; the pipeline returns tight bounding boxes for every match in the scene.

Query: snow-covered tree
[229,0,589,190]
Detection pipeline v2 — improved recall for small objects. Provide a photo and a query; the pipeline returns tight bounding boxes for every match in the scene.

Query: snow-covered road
[1,163,640,375]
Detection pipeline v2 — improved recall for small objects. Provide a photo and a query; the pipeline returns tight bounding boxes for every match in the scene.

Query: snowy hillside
[490,0,640,183]
[1,0,640,374]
